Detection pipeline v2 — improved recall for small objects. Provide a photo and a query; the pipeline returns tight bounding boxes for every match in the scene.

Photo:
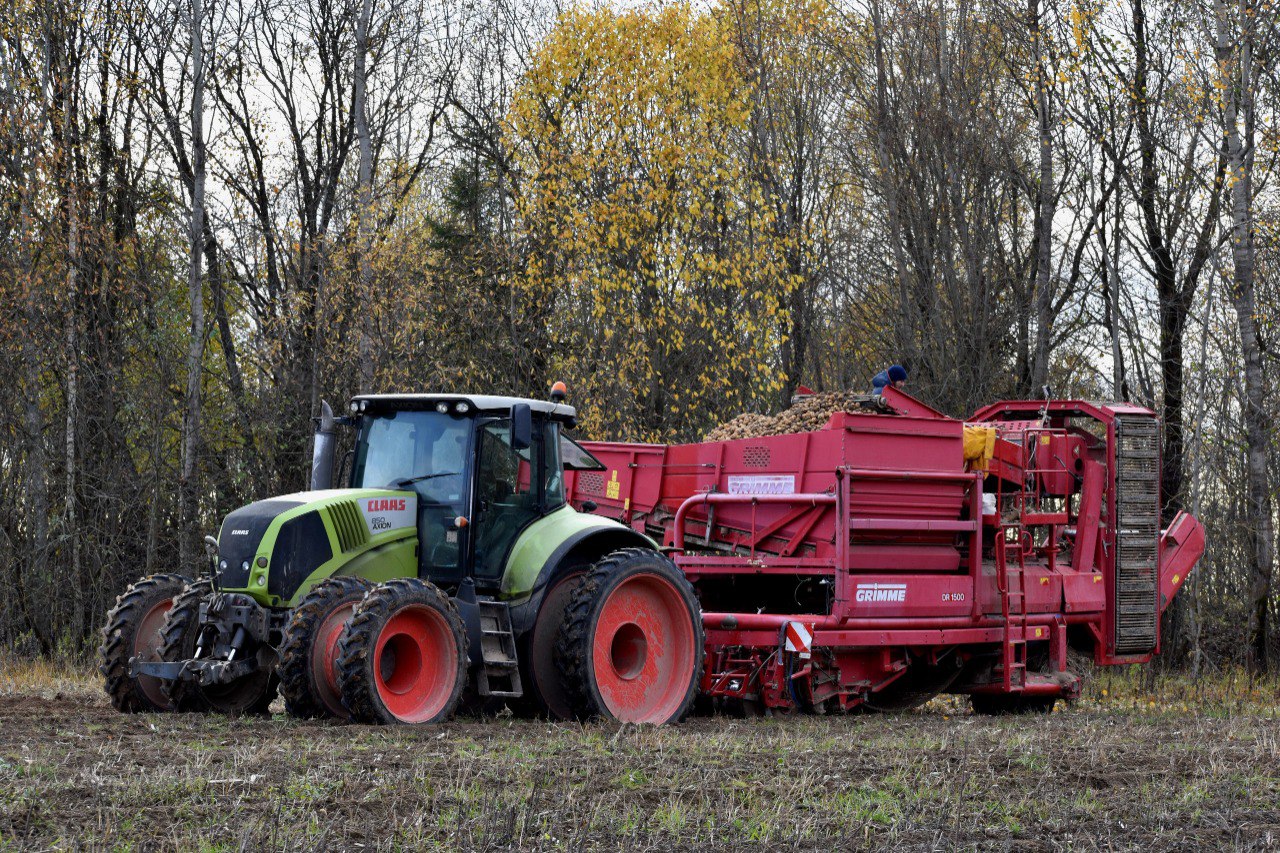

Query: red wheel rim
[133,599,173,709]
[373,604,457,723]
[312,601,359,718]
[531,573,582,719]
[591,573,695,723]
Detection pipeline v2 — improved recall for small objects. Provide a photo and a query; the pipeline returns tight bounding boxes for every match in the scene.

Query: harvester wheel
[555,548,703,724]
[277,576,373,719]
[335,578,467,725]
[523,570,585,719]
[99,573,191,712]
[157,579,278,715]
[969,694,1057,715]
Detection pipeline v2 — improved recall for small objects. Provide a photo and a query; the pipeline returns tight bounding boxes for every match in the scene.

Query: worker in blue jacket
[871,364,908,394]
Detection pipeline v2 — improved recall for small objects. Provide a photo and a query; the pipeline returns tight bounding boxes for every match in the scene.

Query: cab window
[473,419,538,580]
[543,422,565,509]
[472,415,563,581]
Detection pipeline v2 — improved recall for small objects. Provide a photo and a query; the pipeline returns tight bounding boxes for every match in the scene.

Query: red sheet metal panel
[575,411,966,568]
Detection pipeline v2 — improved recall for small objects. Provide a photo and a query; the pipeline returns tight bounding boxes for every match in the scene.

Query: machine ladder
[476,600,523,698]
[995,537,1027,691]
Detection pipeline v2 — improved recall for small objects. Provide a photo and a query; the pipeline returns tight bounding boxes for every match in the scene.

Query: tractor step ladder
[996,537,1027,691]
[476,600,523,698]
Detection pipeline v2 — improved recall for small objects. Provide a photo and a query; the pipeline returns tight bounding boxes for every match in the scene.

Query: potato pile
[703,391,869,441]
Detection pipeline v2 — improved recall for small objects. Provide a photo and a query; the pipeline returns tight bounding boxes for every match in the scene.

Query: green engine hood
[215,488,419,607]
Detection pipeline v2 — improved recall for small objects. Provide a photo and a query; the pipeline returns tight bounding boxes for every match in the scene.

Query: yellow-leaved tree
[506,3,796,442]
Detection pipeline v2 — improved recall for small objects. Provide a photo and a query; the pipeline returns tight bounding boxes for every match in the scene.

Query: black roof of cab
[350,393,577,424]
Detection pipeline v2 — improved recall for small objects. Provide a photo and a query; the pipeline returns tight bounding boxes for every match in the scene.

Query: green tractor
[99,391,703,724]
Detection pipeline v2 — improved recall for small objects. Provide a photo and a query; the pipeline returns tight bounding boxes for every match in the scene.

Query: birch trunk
[62,55,82,635]
[1216,0,1273,672]
[180,0,207,568]
[355,0,374,392]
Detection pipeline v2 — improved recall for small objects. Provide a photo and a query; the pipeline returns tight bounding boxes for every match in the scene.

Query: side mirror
[511,403,532,451]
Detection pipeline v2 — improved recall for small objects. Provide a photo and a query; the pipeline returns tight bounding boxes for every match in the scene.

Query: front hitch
[130,645,278,687]
[127,591,282,686]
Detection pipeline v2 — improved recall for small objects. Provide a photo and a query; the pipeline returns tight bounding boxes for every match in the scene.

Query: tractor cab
[325,393,603,592]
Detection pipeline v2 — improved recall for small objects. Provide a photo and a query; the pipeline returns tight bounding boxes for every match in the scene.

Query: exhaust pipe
[311,399,337,490]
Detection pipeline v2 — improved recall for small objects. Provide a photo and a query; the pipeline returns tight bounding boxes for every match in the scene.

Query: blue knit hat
[888,365,908,382]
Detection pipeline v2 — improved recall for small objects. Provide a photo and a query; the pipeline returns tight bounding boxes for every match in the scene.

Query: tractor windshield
[351,411,471,510]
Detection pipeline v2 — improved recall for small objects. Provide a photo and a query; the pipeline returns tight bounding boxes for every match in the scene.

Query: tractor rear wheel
[157,580,278,715]
[555,548,703,724]
[523,570,584,719]
[99,573,191,712]
[970,694,1057,715]
[335,578,467,725]
[277,576,372,719]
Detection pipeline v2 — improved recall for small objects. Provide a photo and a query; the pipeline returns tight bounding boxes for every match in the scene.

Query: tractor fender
[502,508,657,635]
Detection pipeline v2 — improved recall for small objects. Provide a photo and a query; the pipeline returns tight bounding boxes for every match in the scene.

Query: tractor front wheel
[277,576,372,719]
[335,578,467,725]
[99,573,191,712]
[157,580,278,715]
[555,548,703,724]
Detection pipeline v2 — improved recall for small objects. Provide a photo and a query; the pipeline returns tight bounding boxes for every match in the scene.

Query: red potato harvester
[568,387,1205,714]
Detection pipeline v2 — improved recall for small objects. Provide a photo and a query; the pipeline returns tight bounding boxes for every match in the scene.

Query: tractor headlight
[359,400,368,412]
[241,560,250,573]
[455,402,470,414]
[349,401,359,413]
[435,402,449,413]
[219,560,227,571]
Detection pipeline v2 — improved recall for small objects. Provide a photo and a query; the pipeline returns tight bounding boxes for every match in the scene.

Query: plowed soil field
[2,672,1279,851]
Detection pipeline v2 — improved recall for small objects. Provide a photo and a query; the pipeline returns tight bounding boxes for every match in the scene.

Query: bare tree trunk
[1028,0,1056,390]
[1216,0,1273,672]
[1,24,55,650]
[1185,263,1217,677]
[18,197,54,655]
[868,0,914,371]
[61,46,83,637]
[179,0,207,569]
[9,11,58,655]
[1129,0,1223,518]
[355,0,374,392]
[208,235,257,479]
[1104,164,1127,401]
[146,413,161,575]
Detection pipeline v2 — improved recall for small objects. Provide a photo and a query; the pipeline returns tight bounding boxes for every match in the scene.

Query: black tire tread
[277,576,372,719]
[335,578,468,725]
[155,579,277,715]
[514,569,586,720]
[98,573,191,713]
[554,547,704,724]
[155,579,215,712]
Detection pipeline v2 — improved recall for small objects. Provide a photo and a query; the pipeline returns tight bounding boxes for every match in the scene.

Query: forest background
[0,0,1276,673]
